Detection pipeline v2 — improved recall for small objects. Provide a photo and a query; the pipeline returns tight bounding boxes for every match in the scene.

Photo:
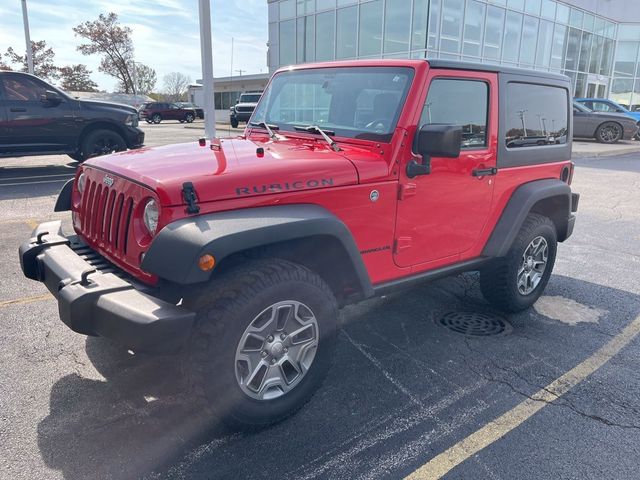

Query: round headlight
[143,199,159,235]
[77,173,86,194]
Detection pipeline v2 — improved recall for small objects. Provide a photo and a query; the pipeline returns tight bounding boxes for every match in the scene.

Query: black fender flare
[54,179,73,212]
[142,204,374,297]
[482,179,572,257]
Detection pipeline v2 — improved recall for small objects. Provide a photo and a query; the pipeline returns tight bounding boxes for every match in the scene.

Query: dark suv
[139,102,196,124]
[0,71,144,161]
[229,92,262,128]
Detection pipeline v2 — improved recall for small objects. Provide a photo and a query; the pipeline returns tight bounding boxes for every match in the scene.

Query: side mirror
[407,124,462,178]
[40,90,62,106]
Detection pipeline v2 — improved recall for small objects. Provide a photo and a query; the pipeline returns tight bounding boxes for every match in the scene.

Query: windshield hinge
[182,182,201,214]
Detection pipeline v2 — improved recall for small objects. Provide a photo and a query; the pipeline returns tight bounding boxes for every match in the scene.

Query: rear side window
[505,83,568,148]
[419,79,488,149]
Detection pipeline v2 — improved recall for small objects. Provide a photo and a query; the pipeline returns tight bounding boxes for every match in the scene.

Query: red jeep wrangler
[20,60,579,427]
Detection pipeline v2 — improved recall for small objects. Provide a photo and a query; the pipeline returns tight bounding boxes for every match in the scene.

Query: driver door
[394,70,498,268]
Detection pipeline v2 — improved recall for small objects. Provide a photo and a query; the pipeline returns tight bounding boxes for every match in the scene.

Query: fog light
[198,254,215,271]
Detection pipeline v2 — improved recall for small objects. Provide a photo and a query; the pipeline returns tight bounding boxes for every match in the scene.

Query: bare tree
[73,13,136,93]
[163,72,191,102]
[118,63,156,95]
[59,64,98,92]
[4,40,59,81]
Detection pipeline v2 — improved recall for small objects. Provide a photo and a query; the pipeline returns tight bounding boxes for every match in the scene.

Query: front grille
[79,177,135,256]
[236,106,255,113]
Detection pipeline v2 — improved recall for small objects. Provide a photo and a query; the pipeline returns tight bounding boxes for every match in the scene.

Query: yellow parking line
[0,294,51,308]
[406,313,640,480]
[25,219,39,230]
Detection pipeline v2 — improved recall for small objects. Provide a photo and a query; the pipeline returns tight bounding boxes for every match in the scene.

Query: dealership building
[267,0,640,108]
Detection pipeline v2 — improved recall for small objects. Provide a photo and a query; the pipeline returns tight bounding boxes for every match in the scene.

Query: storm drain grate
[436,311,512,337]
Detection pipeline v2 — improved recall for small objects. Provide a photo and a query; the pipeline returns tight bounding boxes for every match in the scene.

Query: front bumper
[19,221,194,354]
[124,126,145,148]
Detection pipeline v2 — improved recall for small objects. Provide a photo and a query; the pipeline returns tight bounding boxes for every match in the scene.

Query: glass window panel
[336,6,357,58]
[536,19,553,67]
[502,11,522,63]
[507,0,524,11]
[550,24,566,69]
[483,6,504,60]
[269,2,279,23]
[594,17,605,36]
[614,42,639,77]
[269,22,279,67]
[569,8,583,29]
[337,0,356,5]
[520,16,539,65]
[600,38,614,75]
[316,11,335,61]
[420,79,488,149]
[582,13,594,32]
[578,32,592,72]
[279,20,296,65]
[540,0,555,20]
[606,22,616,39]
[297,15,316,62]
[617,25,640,41]
[412,0,429,50]
[488,0,506,5]
[316,0,335,10]
[564,28,580,71]
[359,0,383,56]
[427,0,441,49]
[297,0,315,15]
[524,0,540,16]
[441,38,460,54]
[575,73,586,97]
[631,80,640,110]
[505,82,568,147]
[280,0,296,19]
[441,0,464,39]
[589,35,603,74]
[384,0,411,53]
[555,3,569,23]
[463,0,485,57]
[611,78,633,107]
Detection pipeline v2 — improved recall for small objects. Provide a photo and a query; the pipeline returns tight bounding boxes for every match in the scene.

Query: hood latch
[182,182,201,214]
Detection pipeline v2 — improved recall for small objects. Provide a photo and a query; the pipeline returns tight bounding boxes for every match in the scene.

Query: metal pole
[21,0,34,74]
[198,0,216,139]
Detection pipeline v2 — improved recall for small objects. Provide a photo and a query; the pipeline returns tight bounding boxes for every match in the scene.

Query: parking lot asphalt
[1,125,640,479]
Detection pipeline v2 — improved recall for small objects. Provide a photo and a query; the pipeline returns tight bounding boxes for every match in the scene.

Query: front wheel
[80,129,127,160]
[185,259,338,428]
[151,113,162,124]
[480,213,557,312]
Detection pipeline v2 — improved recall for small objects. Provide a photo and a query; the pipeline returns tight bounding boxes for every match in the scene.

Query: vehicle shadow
[36,274,640,480]
[0,163,77,200]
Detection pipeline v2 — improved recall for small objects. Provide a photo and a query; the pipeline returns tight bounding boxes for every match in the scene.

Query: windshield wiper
[294,125,342,152]
[249,121,281,141]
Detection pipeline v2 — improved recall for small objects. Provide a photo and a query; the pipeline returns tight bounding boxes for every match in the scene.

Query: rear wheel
[185,113,195,123]
[185,259,338,428]
[480,213,557,312]
[596,121,622,143]
[80,129,127,160]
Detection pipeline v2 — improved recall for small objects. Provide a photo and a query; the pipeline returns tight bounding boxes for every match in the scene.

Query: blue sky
[0,0,268,91]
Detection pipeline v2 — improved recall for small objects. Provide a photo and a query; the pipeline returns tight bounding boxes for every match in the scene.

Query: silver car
[573,102,638,143]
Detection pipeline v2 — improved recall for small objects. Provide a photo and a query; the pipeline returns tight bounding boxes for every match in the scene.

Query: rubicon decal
[236,178,334,196]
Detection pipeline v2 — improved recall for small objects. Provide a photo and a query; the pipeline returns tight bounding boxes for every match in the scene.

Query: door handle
[10,107,26,112]
[471,167,498,177]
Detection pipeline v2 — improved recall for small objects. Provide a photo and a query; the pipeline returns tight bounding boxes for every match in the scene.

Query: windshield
[240,94,261,103]
[251,66,414,142]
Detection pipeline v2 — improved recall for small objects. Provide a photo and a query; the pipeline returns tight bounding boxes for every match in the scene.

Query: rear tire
[480,213,557,313]
[185,259,338,428]
[79,129,127,160]
[596,121,622,143]
[185,113,195,123]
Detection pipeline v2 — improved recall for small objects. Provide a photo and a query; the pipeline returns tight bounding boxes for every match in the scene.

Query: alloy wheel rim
[234,300,319,400]
[517,236,548,295]
[601,124,620,142]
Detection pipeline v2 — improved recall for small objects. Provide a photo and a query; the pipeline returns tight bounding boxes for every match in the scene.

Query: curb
[572,145,640,158]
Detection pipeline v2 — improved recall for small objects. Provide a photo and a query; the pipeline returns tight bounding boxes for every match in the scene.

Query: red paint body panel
[71,60,573,289]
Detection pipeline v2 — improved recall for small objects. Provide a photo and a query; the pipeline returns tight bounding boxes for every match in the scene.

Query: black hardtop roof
[426,59,570,83]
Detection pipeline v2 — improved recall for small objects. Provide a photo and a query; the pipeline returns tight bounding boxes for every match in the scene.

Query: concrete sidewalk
[572,139,640,158]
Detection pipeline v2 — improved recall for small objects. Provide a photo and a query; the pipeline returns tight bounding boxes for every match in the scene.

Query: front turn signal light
[198,254,215,271]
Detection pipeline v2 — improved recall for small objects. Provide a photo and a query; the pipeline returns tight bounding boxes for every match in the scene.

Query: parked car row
[138,102,197,124]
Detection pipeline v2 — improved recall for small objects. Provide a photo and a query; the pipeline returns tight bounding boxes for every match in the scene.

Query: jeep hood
[86,138,360,205]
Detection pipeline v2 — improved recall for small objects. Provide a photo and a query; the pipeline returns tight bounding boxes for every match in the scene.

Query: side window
[505,82,568,148]
[419,79,488,149]
[2,76,47,101]
[591,101,615,112]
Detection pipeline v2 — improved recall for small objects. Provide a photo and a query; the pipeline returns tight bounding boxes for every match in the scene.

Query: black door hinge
[182,182,200,214]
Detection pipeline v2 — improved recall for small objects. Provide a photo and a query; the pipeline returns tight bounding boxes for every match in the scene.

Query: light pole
[21,0,34,74]
[198,0,216,139]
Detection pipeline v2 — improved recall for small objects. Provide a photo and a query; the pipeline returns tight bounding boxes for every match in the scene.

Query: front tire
[480,213,557,312]
[79,129,127,160]
[185,113,195,123]
[185,259,338,428]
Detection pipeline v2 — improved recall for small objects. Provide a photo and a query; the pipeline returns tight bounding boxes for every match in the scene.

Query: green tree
[118,63,156,94]
[4,40,59,81]
[58,64,98,92]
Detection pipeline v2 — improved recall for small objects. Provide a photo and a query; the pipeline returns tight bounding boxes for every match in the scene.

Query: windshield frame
[251,66,415,144]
